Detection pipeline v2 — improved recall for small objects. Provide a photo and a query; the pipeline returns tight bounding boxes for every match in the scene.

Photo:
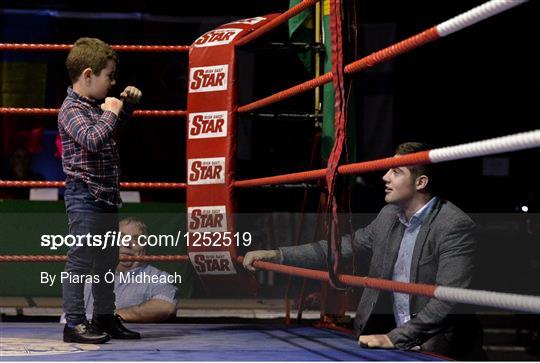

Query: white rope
[429,129,540,163]
[436,0,528,37]
[435,286,540,314]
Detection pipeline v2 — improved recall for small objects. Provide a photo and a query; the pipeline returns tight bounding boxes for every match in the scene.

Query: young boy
[59,37,142,344]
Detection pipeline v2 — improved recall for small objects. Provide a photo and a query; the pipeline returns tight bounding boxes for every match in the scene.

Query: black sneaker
[63,321,110,344]
[91,314,141,339]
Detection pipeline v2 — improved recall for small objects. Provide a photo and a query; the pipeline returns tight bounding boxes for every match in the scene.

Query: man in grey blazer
[243,142,484,359]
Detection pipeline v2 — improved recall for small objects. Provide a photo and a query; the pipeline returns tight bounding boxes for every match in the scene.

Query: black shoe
[63,321,110,344]
[91,314,141,339]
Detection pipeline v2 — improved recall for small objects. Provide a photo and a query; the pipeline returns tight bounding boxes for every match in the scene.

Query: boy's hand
[120,86,142,104]
[101,97,124,116]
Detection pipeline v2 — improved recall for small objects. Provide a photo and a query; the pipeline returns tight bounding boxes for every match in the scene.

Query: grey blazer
[280,198,477,350]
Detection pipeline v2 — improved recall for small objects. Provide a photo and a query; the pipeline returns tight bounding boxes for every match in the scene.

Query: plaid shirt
[58,87,132,207]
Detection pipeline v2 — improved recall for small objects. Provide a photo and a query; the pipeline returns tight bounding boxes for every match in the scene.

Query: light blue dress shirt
[60,264,178,323]
[84,264,178,318]
[392,197,438,327]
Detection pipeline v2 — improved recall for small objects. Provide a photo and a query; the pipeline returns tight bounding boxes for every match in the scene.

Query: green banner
[288,0,356,163]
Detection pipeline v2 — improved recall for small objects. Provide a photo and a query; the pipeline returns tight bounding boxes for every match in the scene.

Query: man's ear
[416,175,429,191]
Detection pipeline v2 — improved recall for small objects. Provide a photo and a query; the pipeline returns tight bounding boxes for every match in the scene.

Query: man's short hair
[120,217,148,236]
[65,37,118,82]
[395,142,436,194]
[120,217,149,252]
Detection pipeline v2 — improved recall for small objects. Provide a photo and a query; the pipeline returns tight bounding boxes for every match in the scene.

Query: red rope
[236,256,436,298]
[238,73,332,113]
[0,43,190,52]
[325,0,348,289]
[0,253,433,297]
[120,182,186,190]
[234,151,431,188]
[344,28,439,74]
[0,255,189,262]
[237,28,440,113]
[0,108,185,117]
[0,181,65,188]
[0,181,186,189]
[235,0,321,47]
[133,110,186,117]
[0,108,59,116]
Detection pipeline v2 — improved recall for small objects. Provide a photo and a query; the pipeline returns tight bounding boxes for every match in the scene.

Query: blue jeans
[63,180,119,325]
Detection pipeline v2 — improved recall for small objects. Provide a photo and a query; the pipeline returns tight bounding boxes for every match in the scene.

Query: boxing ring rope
[1,0,530,192]
[3,252,540,315]
[0,255,190,262]
[0,42,188,116]
[237,258,540,315]
[0,43,189,52]
[0,0,537,322]
[237,0,528,113]
[0,181,186,189]
[0,45,187,190]
[235,0,320,47]
[0,108,185,117]
[235,129,540,187]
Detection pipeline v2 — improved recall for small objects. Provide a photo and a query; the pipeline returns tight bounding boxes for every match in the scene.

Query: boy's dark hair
[65,37,118,82]
[395,142,436,194]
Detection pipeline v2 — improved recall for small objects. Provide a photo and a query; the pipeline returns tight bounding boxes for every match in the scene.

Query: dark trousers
[62,180,119,325]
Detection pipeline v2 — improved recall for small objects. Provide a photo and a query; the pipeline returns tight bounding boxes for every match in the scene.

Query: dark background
[0,0,538,213]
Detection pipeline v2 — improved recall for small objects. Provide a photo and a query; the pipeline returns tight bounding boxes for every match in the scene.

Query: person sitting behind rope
[61,217,178,323]
[243,142,485,360]
[0,147,44,199]
[88,217,178,322]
